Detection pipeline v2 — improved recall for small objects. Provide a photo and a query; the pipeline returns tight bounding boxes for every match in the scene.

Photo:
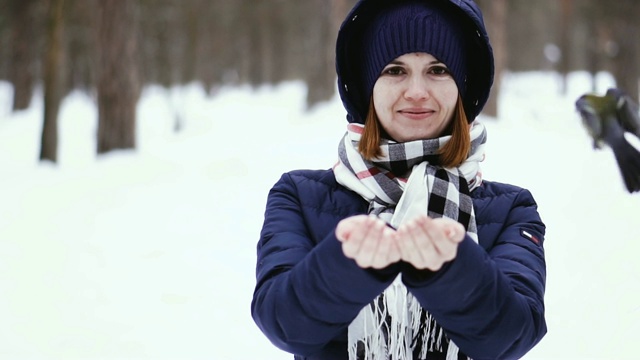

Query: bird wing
[575,95,603,147]
[606,88,640,138]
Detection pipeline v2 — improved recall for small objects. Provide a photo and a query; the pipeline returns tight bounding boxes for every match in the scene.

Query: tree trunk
[482,0,507,119]
[182,2,199,84]
[582,2,604,93]
[558,0,573,94]
[8,0,36,111]
[40,0,66,163]
[304,0,336,107]
[609,1,640,102]
[96,0,141,154]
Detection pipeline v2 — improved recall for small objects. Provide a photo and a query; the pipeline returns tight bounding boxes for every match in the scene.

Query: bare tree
[608,1,640,102]
[95,0,141,154]
[558,0,573,94]
[8,0,36,111]
[58,0,95,95]
[579,0,640,100]
[303,0,335,106]
[575,0,603,92]
[482,0,507,118]
[40,0,66,162]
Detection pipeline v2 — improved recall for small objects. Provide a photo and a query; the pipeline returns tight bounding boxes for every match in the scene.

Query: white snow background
[0,71,639,360]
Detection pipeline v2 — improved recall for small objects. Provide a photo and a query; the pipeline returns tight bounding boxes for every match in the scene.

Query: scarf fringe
[338,122,486,360]
[347,277,464,360]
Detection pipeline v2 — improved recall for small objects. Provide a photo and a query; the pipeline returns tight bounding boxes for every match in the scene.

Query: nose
[403,74,430,101]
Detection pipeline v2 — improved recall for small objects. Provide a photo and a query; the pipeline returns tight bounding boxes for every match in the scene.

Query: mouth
[398,108,434,120]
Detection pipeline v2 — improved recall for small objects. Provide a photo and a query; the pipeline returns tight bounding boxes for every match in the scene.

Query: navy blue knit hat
[336,0,494,124]
[361,1,467,109]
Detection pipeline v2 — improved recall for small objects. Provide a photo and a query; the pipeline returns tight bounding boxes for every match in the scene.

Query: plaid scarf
[333,121,487,360]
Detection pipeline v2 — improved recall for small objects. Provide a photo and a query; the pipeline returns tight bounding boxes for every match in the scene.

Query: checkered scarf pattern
[335,121,486,238]
[333,121,487,360]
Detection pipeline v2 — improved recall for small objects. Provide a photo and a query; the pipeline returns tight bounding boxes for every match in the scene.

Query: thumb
[446,222,466,242]
[336,216,363,242]
[335,221,351,242]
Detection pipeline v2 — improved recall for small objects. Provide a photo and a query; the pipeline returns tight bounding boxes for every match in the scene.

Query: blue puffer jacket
[252,169,546,360]
[253,0,546,358]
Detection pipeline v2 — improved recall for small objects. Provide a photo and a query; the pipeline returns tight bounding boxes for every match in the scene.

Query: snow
[0,71,638,359]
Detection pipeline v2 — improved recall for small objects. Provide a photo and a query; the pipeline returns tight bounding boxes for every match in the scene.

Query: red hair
[358,96,470,168]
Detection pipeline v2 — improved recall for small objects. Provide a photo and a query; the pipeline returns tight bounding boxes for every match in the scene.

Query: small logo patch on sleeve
[520,229,540,245]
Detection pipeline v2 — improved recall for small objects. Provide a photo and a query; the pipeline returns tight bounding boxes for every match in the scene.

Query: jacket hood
[335,0,494,124]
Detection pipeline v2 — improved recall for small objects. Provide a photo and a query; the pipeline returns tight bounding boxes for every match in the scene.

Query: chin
[407,131,437,142]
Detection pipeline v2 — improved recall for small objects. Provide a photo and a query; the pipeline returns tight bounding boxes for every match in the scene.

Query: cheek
[440,83,459,110]
[372,82,391,116]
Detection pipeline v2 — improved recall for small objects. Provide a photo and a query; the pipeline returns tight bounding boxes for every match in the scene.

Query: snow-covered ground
[0,71,638,359]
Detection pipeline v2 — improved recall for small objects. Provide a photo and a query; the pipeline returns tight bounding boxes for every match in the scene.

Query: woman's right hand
[335,215,401,269]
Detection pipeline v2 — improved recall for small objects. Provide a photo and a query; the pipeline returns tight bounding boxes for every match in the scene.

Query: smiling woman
[252,1,547,359]
[373,53,459,143]
[358,52,471,166]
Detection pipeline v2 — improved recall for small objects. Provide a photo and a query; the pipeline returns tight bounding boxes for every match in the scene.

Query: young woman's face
[372,52,459,142]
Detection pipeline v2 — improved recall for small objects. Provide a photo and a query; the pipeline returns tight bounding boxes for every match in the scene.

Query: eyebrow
[386,59,446,66]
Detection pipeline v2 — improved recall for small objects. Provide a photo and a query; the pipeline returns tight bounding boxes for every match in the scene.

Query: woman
[252,1,547,359]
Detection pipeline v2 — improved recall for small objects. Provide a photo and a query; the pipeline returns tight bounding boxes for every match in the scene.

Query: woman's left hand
[335,215,401,269]
[395,215,465,271]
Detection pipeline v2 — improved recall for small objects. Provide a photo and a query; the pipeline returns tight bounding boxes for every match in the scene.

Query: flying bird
[575,88,640,193]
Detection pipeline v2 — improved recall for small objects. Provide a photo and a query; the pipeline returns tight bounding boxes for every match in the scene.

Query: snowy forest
[1,0,640,160]
[2,1,640,360]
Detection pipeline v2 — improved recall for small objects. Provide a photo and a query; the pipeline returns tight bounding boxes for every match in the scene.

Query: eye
[381,66,405,76]
[429,65,450,76]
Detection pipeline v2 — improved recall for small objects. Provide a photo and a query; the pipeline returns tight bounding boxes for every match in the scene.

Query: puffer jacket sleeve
[251,172,399,356]
[402,186,546,360]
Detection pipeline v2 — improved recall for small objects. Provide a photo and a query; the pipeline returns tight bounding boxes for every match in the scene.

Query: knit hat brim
[361,1,468,105]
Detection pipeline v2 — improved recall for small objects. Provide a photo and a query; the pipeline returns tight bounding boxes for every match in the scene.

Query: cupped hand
[335,215,401,269]
[395,214,465,271]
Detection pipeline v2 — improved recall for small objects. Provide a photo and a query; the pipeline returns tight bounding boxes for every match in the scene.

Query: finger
[338,216,370,258]
[423,215,465,241]
[445,221,466,243]
[354,217,385,267]
[335,215,367,242]
[417,217,460,262]
[398,219,433,269]
[335,221,351,242]
[410,218,446,269]
[369,224,398,268]
[386,227,402,263]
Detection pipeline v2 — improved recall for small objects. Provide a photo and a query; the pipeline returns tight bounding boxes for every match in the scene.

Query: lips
[397,108,434,120]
